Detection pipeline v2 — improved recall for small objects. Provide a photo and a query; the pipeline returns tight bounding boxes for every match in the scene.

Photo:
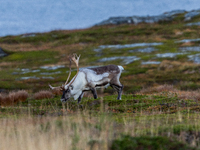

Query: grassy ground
[1,89,200,150]
[1,12,200,149]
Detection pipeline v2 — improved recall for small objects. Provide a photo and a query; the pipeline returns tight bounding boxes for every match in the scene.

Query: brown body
[86,65,121,85]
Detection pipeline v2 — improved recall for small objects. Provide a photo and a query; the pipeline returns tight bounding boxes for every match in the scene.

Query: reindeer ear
[69,85,74,90]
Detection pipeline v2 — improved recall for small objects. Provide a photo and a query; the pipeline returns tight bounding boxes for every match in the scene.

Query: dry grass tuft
[138,84,200,101]
[0,94,13,106]
[0,62,16,67]
[51,88,63,96]
[33,90,54,100]
[177,90,200,101]
[9,90,29,102]
[154,84,175,93]
[138,84,176,94]
[0,90,28,106]
[158,60,200,72]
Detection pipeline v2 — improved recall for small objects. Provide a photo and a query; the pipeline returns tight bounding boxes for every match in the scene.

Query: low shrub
[138,84,176,94]
[51,88,63,96]
[9,90,29,102]
[33,90,54,100]
[0,90,28,106]
[0,94,13,106]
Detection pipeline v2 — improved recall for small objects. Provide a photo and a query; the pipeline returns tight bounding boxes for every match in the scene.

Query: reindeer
[49,54,124,103]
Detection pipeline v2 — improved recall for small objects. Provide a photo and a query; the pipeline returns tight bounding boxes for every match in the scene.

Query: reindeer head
[49,53,80,102]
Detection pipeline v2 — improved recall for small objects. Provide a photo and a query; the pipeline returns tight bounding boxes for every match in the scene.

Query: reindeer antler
[70,53,80,67]
[49,53,81,91]
[68,53,81,86]
[64,57,72,85]
[64,53,80,85]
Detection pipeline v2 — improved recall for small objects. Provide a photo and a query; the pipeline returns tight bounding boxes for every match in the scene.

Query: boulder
[164,10,186,16]
[0,47,7,57]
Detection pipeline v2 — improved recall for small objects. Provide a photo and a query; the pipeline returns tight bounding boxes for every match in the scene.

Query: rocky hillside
[0,9,200,93]
[96,9,200,25]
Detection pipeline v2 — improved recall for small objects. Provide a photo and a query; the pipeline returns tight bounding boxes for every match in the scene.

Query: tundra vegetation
[1,11,200,149]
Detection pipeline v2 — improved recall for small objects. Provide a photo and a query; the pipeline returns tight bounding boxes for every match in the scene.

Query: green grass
[0,93,196,117]
[1,93,200,149]
[1,50,59,66]
[111,135,196,150]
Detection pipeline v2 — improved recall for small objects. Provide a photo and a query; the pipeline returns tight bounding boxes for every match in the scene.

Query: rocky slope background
[96,9,200,25]
[1,8,200,93]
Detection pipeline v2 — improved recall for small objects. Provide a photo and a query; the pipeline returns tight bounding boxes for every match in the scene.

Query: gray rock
[96,17,130,26]
[21,33,36,38]
[40,65,65,70]
[18,76,40,80]
[41,77,54,80]
[94,42,162,57]
[98,42,162,50]
[40,71,61,75]
[176,38,200,43]
[17,76,54,80]
[186,22,200,26]
[132,15,173,24]
[156,53,184,58]
[14,68,40,74]
[96,14,173,26]
[12,72,19,75]
[98,56,140,65]
[188,54,200,64]
[95,10,186,26]
[141,61,161,65]
[129,47,157,53]
[184,10,200,21]
[0,47,8,57]
[95,9,200,26]
[179,46,200,52]
[164,10,186,16]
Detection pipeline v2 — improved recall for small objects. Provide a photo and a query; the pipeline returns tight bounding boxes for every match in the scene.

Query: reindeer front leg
[91,88,98,99]
[78,92,84,103]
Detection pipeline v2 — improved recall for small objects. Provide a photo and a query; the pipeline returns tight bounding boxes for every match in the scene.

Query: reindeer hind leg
[110,84,123,100]
[91,88,98,99]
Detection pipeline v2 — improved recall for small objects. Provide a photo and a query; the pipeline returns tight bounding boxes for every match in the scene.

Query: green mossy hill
[0,10,200,93]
